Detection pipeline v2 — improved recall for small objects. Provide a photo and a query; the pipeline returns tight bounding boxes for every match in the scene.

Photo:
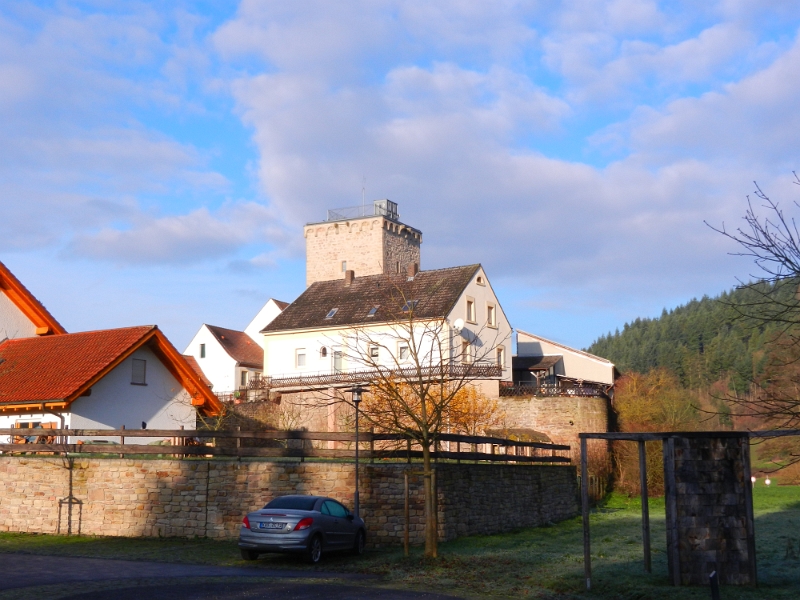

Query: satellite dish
[453,318,464,333]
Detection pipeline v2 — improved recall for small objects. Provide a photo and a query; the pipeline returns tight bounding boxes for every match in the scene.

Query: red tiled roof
[205,325,263,369]
[0,326,155,403]
[182,354,212,388]
[0,260,66,336]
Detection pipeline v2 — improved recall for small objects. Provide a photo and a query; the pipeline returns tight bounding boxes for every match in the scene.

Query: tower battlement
[304,200,422,287]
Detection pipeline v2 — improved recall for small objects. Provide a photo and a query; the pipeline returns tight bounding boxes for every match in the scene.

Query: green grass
[1,486,800,599]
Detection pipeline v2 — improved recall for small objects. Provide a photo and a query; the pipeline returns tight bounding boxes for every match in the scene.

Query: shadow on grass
[3,488,800,599]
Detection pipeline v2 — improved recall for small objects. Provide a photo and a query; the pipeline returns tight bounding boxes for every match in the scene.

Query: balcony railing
[215,363,502,400]
[499,382,609,398]
[326,199,398,222]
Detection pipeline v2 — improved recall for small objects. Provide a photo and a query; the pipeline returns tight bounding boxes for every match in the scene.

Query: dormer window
[367,306,379,318]
[325,308,339,319]
[402,300,418,313]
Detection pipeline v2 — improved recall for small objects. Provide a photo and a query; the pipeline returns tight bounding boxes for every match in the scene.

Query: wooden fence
[0,428,571,464]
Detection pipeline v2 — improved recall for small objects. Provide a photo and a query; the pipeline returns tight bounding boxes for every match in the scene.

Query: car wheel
[240,549,259,561]
[305,534,323,564]
[352,529,366,556]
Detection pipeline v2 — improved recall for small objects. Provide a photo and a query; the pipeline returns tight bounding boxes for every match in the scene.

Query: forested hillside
[586,284,791,390]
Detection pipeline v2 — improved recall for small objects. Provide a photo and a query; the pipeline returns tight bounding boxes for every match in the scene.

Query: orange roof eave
[0,261,66,335]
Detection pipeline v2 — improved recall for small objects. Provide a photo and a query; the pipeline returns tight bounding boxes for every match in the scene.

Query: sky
[2,0,800,352]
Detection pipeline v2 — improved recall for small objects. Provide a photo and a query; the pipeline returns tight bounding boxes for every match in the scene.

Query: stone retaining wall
[0,457,577,546]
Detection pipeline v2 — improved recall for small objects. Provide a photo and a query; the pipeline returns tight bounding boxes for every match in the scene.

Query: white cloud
[68,202,283,265]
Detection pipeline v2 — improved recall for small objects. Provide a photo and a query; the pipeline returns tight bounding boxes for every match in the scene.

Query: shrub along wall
[0,457,578,547]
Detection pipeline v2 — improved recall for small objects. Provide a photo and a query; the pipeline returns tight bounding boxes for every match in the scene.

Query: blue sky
[2,0,800,351]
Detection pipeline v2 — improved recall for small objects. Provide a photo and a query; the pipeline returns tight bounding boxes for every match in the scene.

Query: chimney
[344,269,355,285]
[407,262,419,279]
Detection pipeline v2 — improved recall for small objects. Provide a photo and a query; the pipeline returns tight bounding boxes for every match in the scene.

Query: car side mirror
[346,514,355,521]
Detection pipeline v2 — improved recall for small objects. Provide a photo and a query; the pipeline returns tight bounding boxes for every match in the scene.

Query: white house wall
[244,299,284,341]
[517,331,614,385]
[0,291,37,340]
[183,325,238,392]
[69,345,197,441]
[262,322,448,378]
[446,267,513,382]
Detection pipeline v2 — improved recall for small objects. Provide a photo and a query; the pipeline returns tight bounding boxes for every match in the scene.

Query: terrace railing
[228,363,503,395]
[0,428,571,464]
[499,382,609,398]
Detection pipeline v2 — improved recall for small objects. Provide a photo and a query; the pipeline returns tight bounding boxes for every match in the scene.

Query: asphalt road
[0,554,461,599]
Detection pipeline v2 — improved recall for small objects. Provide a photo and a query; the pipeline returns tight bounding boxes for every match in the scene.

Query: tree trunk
[422,442,438,557]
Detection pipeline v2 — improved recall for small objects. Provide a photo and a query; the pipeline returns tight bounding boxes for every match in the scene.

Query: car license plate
[258,522,285,530]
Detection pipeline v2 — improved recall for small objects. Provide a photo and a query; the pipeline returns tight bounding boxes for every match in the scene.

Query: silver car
[238,495,366,564]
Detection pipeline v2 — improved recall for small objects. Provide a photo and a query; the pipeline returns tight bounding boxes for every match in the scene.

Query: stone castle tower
[304,199,422,287]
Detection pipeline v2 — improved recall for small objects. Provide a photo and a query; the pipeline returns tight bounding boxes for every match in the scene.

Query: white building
[183,298,286,394]
[259,264,512,395]
[0,260,220,439]
[513,329,617,392]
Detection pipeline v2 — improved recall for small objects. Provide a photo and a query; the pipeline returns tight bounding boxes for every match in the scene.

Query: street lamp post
[351,385,364,517]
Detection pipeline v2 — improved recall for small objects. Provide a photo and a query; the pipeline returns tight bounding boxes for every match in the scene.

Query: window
[296,349,306,367]
[398,344,409,360]
[266,496,317,510]
[323,500,348,518]
[341,260,347,272]
[131,358,147,385]
[199,343,206,358]
[487,303,496,327]
[320,347,328,358]
[496,346,505,368]
[396,261,401,273]
[461,341,473,363]
[333,350,343,373]
[367,306,379,318]
[476,275,485,286]
[369,346,380,360]
[402,300,418,313]
[325,308,339,319]
[466,298,476,323]
[241,371,248,386]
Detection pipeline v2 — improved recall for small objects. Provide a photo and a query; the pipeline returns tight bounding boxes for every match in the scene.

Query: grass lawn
[1,484,799,599]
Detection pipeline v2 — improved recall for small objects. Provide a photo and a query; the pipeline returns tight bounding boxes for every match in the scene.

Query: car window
[265,496,318,511]
[324,500,348,518]
[320,502,331,515]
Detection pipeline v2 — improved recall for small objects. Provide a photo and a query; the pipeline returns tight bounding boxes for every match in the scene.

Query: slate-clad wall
[0,458,577,546]
[663,434,756,586]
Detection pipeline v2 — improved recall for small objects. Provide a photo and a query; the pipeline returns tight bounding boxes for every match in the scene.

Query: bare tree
[707,173,800,430]
[706,173,800,344]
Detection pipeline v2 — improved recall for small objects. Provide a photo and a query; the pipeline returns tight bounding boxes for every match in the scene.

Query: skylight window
[325,308,339,319]
[367,306,379,317]
[402,300,418,312]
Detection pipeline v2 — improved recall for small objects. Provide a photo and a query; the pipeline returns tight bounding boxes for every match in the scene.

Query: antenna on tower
[362,176,366,213]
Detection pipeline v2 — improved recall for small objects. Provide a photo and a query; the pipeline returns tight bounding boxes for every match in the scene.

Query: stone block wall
[663,434,756,586]
[304,217,421,286]
[498,395,610,464]
[0,457,577,546]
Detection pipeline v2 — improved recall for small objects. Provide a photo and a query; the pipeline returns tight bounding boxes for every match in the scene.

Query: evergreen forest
[586,283,794,392]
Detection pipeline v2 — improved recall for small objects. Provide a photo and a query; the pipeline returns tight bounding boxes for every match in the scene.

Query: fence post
[407,438,412,464]
[370,427,375,464]
[404,471,410,557]
[456,440,460,464]
[119,425,125,458]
